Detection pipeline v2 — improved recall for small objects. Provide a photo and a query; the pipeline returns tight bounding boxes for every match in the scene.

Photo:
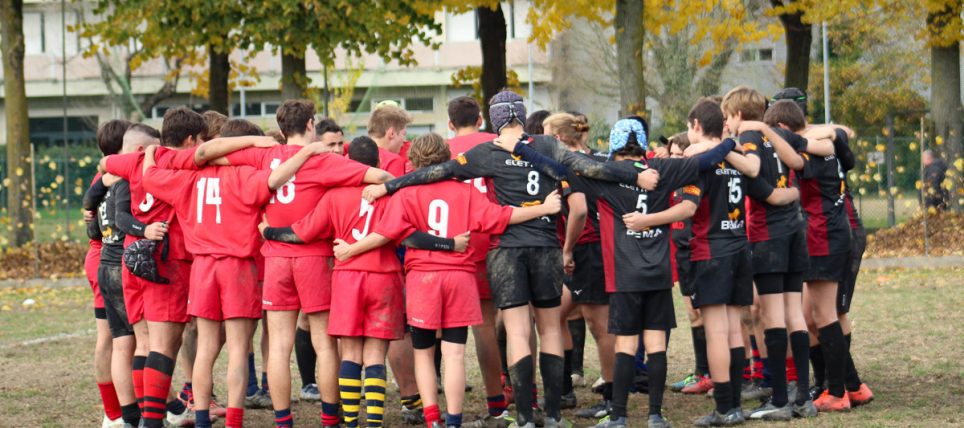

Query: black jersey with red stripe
[564,150,606,245]
[584,158,700,292]
[686,157,751,262]
[743,129,806,243]
[798,152,851,256]
[844,189,863,231]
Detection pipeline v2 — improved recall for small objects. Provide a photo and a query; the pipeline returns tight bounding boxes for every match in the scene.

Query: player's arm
[491,135,570,181]
[363,167,395,184]
[193,135,279,166]
[766,188,800,206]
[508,189,562,224]
[693,139,737,172]
[113,180,148,238]
[623,200,697,232]
[401,231,467,252]
[369,145,489,201]
[739,121,804,170]
[563,191,587,255]
[267,144,322,190]
[261,226,304,244]
[82,177,109,212]
[832,128,856,171]
[798,126,836,157]
[332,233,393,261]
[725,150,760,178]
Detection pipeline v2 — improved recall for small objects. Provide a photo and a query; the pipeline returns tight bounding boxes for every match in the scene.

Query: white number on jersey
[195,177,223,224]
[138,193,155,212]
[427,199,450,237]
[269,158,295,204]
[773,152,784,175]
[728,177,742,204]
[526,170,540,195]
[636,193,649,214]
[352,199,375,241]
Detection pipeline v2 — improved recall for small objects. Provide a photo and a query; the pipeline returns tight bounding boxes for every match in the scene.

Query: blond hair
[542,113,590,147]
[408,132,451,169]
[721,86,766,121]
[368,106,413,138]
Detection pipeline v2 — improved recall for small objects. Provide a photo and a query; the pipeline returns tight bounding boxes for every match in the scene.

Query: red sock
[531,384,539,409]
[786,357,798,382]
[97,382,123,420]
[132,356,147,411]
[423,404,441,427]
[226,407,244,428]
[142,352,175,422]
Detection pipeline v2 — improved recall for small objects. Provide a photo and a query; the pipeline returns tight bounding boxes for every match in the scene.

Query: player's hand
[145,221,168,240]
[636,169,659,191]
[252,136,280,148]
[563,250,575,275]
[453,231,470,253]
[102,173,121,187]
[258,220,268,236]
[683,142,710,157]
[542,189,562,215]
[492,134,521,153]
[651,146,669,159]
[362,184,388,202]
[622,212,652,232]
[332,238,352,261]
[83,210,95,223]
[144,144,158,159]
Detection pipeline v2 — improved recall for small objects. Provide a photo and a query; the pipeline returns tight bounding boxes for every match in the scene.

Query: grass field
[1,266,961,427]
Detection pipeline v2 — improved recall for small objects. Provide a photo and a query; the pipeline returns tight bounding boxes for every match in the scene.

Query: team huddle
[82,86,871,428]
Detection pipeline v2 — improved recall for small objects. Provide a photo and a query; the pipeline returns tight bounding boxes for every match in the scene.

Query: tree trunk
[929,5,964,212]
[281,46,309,100]
[1,0,34,246]
[478,4,507,133]
[774,3,812,91]
[615,0,645,117]
[208,44,230,114]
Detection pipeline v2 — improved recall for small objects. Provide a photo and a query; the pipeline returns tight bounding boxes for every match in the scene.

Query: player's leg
[179,319,197,406]
[784,284,817,416]
[337,337,364,428]
[698,304,735,419]
[93,314,120,423]
[265,310,298,417]
[131,320,149,412]
[306,311,341,426]
[808,279,850,411]
[533,304,565,425]
[362,339,391,428]
[411,327,442,426]
[192,318,224,428]
[471,298,510,422]
[726,305,747,413]
[441,328,469,427]
[576,303,615,419]
[244,316,272,409]
[501,305,536,424]
[295,312,319,401]
[680,298,712,395]
[748,274,792,420]
[101,263,138,425]
[558,286,578,408]
[642,329,669,426]
[143,320,185,427]
[389,333,424,422]
[568,314,587,388]
[224,318,257,428]
[840,227,872,405]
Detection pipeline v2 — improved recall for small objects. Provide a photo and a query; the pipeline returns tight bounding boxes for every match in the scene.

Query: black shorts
[97,264,134,338]
[487,247,563,310]
[691,249,753,308]
[753,272,804,295]
[805,252,849,283]
[608,289,677,335]
[675,248,694,297]
[837,227,866,314]
[751,228,809,275]
[567,243,608,305]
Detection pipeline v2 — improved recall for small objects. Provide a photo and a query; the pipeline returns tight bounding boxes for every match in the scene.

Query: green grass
[1,267,962,426]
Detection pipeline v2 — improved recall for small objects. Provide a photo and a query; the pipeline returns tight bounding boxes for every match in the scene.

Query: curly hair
[408,132,451,169]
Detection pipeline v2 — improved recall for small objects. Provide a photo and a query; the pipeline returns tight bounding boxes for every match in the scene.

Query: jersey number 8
[269,158,295,204]
[526,171,540,196]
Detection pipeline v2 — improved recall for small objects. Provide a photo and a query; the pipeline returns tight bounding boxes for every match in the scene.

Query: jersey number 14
[196,177,223,224]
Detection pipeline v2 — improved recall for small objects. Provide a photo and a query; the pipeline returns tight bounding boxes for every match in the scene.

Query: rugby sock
[497,326,509,378]
[635,341,648,374]
[818,321,847,398]
[165,398,186,415]
[97,381,123,420]
[568,318,586,376]
[563,349,574,395]
[132,356,146,411]
[647,352,667,416]
[400,393,423,412]
[764,328,789,407]
[531,383,539,408]
[810,344,826,388]
[486,394,508,417]
[246,353,259,397]
[508,356,535,423]
[729,347,745,410]
[274,408,293,428]
[195,409,211,428]
[713,382,733,414]
[539,353,564,420]
[364,365,387,427]
[692,326,709,376]
[294,328,317,387]
[121,402,141,426]
[321,401,340,427]
[742,357,752,382]
[790,331,811,404]
[423,404,442,427]
[225,407,243,428]
[844,334,863,392]
[603,381,614,402]
[786,358,798,383]
[142,352,176,427]
[338,361,363,427]
[446,412,463,427]
[261,371,269,392]
[611,353,635,419]
[179,382,193,403]
[751,338,764,381]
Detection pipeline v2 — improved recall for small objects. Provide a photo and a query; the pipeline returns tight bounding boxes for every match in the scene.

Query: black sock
[789,331,811,404]
[844,334,863,391]
[568,319,586,376]
[166,398,186,415]
[121,403,141,426]
[603,382,613,401]
[692,326,709,376]
[647,352,667,416]
[294,328,316,386]
[810,344,826,389]
[713,382,732,414]
[539,353,564,420]
[764,328,789,406]
[498,326,509,380]
[434,337,443,380]
[729,347,745,410]
[818,322,847,397]
[563,349,574,395]
[508,356,535,424]
[611,353,635,419]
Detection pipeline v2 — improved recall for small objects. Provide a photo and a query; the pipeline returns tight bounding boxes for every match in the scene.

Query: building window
[404,97,434,112]
[24,12,44,54]
[759,48,773,62]
[446,9,478,42]
[231,103,261,117]
[740,47,774,63]
[152,106,171,120]
[264,103,280,116]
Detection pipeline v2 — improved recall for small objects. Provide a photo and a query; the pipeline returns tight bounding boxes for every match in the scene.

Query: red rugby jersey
[448,132,498,263]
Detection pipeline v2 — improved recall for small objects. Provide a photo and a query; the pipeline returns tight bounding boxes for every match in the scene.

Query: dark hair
[772,87,808,117]
[614,141,647,158]
[668,132,690,152]
[408,132,450,169]
[448,96,482,129]
[201,110,228,141]
[347,136,380,168]
[524,110,551,135]
[161,107,206,147]
[128,123,160,140]
[219,119,265,137]
[627,115,650,141]
[687,99,725,139]
[97,119,132,156]
[276,99,316,138]
[315,118,342,136]
[763,100,807,132]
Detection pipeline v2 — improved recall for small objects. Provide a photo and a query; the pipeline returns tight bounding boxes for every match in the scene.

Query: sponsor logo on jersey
[628,227,663,239]
[721,208,744,230]
[683,185,701,196]
[743,142,758,151]
[777,175,788,188]
[504,156,532,167]
[456,154,468,165]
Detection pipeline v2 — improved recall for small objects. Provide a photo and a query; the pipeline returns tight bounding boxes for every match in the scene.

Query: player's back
[319,186,401,273]
[798,153,850,255]
[449,132,498,261]
[690,160,748,261]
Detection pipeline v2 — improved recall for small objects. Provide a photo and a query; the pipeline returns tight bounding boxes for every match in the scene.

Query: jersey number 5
[636,193,648,214]
[269,158,295,204]
[196,177,223,224]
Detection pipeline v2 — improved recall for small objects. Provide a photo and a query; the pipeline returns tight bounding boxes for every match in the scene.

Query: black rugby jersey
[686,157,751,261]
[798,149,851,256]
[743,129,806,243]
[564,150,608,244]
[97,180,130,265]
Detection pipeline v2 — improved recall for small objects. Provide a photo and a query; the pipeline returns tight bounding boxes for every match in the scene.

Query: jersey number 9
[427,199,450,237]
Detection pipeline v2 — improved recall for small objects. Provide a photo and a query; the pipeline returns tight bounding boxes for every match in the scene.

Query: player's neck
[372,137,393,152]
[704,137,723,147]
[454,127,480,137]
[286,135,310,147]
[499,127,524,142]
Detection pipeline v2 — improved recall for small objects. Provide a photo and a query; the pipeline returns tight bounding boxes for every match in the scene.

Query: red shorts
[406,270,482,329]
[474,260,491,300]
[262,256,333,313]
[85,248,104,309]
[144,258,191,323]
[121,260,145,325]
[189,255,261,321]
[255,253,266,283]
[328,270,405,340]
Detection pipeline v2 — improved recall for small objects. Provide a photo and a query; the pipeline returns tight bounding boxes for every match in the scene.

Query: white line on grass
[0,328,95,349]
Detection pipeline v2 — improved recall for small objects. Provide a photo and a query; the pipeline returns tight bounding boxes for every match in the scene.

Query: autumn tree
[770,0,812,91]
[1,0,34,246]
[926,0,963,211]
